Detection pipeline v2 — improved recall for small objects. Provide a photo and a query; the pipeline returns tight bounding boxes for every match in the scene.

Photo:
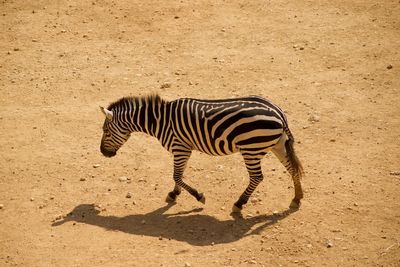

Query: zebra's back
[169,96,286,156]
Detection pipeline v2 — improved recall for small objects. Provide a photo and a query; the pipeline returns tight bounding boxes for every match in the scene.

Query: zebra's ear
[100,106,113,121]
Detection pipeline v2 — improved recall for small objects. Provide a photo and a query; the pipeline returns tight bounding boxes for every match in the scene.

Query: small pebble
[308,114,320,123]
[126,192,132,198]
[93,164,100,168]
[184,263,191,267]
[30,197,34,202]
[327,240,333,248]
[141,219,146,224]
[386,64,393,70]
[160,82,171,89]
[119,176,127,182]
[0,204,4,209]
[389,171,400,176]
[80,177,86,181]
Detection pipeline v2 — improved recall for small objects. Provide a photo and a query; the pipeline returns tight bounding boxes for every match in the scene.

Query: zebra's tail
[284,129,304,180]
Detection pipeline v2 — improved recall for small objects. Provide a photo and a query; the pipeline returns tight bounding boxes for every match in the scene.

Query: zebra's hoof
[198,193,206,204]
[289,198,301,209]
[165,192,177,203]
[231,204,242,214]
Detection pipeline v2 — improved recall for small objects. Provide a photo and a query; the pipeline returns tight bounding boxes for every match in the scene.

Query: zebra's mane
[107,94,164,110]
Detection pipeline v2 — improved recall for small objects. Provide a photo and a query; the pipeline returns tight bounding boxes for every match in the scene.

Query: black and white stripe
[100,95,303,213]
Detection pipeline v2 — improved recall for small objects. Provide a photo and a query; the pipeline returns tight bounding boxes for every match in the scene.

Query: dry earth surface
[1,0,399,266]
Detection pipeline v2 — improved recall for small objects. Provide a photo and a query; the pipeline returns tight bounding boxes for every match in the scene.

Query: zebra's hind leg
[232,156,264,213]
[166,147,205,204]
[272,136,304,209]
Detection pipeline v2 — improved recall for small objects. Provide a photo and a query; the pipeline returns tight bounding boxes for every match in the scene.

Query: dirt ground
[1,0,399,266]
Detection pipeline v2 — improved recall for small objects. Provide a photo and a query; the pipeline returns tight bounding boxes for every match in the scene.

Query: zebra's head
[99,106,131,157]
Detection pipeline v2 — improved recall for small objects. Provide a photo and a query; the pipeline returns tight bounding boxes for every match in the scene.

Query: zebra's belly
[190,128,283,156]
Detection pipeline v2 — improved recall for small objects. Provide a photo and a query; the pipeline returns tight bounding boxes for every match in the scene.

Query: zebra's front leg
[232,157,263,213]
[165,184,182,203]
[166,148,205,204]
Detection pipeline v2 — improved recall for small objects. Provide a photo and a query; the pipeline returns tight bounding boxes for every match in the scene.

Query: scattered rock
[119,176,128,182]
[93,164,100,168]
[141,219,146,224]
[326,240,333,248]
[184,263,191,267]
[126,192,132,198]
[160,82,171,89]
[308,114,320,123]
[30,197,35,202]
[138,177,146,182]
[251,198,261,204]
[389,171,400,176]
[80,177,86,181]
[0,204,4,209]
[386,64,393,70]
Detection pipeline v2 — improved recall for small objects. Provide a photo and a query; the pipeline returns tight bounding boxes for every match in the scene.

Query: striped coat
[100,95,303,213]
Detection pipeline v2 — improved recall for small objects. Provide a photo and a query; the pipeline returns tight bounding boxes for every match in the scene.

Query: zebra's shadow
[52,203,296,246]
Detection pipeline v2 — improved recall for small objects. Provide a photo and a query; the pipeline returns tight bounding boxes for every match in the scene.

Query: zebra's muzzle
[100,146,116,158]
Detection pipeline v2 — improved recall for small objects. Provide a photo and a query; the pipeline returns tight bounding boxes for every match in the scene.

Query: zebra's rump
[170,97,285,155]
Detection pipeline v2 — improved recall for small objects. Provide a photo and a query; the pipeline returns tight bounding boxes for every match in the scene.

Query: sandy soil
[1,0,399,266]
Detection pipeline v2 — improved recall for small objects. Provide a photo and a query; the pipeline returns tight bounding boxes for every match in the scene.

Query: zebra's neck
[121,96,173,151]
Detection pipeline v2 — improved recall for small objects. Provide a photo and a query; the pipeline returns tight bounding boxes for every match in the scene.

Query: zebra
[99,94,303,213]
